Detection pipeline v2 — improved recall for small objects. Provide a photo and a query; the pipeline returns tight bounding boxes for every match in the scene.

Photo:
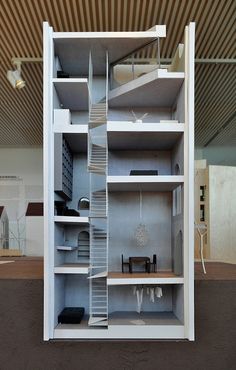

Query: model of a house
[43,22,195,340]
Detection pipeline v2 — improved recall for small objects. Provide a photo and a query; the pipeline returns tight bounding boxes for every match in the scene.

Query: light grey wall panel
[92,76,106,103]
[54,275,65,326]
[108,191,172,271]
[203,146,236,166]
[173,83,185,122]
[171,134,184,175]
[68,154,89,214]
[171,186,184,275]
[172,284,184,323]
[71,111,89,124]
[65,275,90,313]
[108,151,171,176]
[53,85,61,110]
[54,224,66,266]
[64,225,90,263]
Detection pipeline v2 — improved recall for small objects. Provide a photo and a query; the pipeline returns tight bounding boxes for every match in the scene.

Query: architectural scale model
[43,21,195,340]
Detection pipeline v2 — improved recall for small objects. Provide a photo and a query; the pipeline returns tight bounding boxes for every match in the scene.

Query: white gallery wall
[0,147,43,187]
[195,146,236,166]
[0,147,43,256]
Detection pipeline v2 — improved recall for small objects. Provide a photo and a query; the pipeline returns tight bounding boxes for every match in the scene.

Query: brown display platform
[0,261,235,369]
[0,257,43,279]
[0,277,235,370]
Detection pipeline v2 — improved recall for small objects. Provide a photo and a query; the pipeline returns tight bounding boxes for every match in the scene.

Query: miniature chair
[121,254,130,273]
[129,256,150,273]
[149,254,157,272]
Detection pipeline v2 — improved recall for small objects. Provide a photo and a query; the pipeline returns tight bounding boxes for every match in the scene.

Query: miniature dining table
[129,256,151,273]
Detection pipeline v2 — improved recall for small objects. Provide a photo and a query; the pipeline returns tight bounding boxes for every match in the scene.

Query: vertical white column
[184,22,195,341]
[187,22,195,341]
[43,22,54,340]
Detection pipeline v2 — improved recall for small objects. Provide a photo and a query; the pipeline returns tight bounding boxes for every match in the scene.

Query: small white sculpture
[131,110,149,123]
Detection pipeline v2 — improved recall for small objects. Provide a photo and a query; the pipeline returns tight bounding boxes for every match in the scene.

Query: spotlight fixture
[7,61,25,89]
[6,57,42,89]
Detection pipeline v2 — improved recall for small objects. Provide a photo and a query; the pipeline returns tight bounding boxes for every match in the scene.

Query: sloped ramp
[108,69,184,108]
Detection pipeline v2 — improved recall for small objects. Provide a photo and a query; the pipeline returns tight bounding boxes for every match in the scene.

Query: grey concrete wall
[171,134,184,175]
[173,82,185,122]
[203,145,236,166]
[172,284,184,323]
[194,146,236,167]
[108,191,172,271]
[108,285,173,312]
[108,150,171,175]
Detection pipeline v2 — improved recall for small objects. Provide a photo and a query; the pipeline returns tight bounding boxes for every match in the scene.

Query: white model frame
[43,22,195,340]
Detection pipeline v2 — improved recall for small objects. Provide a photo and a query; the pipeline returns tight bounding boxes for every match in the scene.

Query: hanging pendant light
[134,191,149,248]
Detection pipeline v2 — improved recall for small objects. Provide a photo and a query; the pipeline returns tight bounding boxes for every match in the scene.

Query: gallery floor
[0,259,235,370]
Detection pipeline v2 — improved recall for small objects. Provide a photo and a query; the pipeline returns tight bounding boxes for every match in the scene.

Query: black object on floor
[55,201,66,215]
[58,307,85,324]
[57,70,70,78]
[130,170,158,175]
[64,208,80,216]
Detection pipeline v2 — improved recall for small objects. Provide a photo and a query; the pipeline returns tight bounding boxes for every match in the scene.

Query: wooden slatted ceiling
[0,0,235,147]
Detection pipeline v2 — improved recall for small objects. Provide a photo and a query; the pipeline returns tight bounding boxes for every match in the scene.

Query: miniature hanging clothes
[150,287,155,302]
[132,286,144,313]
[136,287,143,313]
[146,286,163,302]
[155,286,163,298]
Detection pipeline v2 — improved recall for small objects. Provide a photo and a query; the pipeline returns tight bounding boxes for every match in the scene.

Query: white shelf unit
[54,216,89,225]
[107,176,184,191]
[107,275,184,285]
[44,22,195,340]
[54,263,90,274]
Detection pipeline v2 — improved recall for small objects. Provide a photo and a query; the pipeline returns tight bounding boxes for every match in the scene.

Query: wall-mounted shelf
[107,175,184,191]
[56,246,78,251]
[54,216,89,225]
[53,124,88,134]
[54,263,90,274]
[107,122,184,150]
[107,272,184,285]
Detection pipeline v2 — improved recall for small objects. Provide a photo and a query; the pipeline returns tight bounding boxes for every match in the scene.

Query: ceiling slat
[0,0,235,147]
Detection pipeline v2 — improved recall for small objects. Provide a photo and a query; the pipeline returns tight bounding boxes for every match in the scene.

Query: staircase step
[88,318,108,326]
[89,271,107,278]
